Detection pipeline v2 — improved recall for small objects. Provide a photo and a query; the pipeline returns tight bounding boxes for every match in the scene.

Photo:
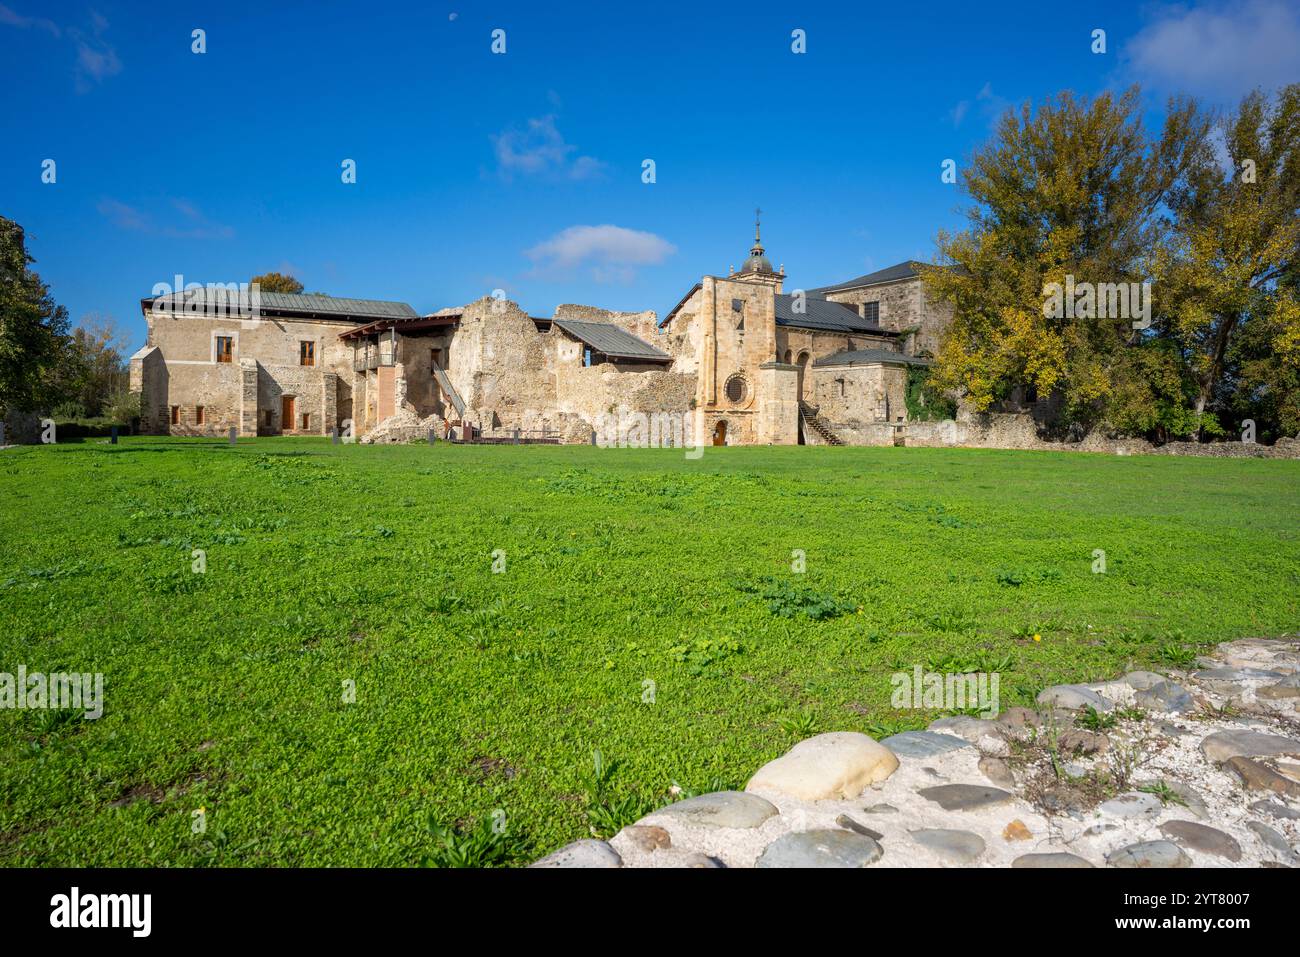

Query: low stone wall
[898,413,1300,458]
[533,637,1300,869]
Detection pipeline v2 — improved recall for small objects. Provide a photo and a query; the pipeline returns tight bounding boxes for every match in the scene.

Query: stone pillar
[756,361,800,444]
[352,371,367,434]
[239,359,259,436]
[702,277,717,408]
[322,372,338,435]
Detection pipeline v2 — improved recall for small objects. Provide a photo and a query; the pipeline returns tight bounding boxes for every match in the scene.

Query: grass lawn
[1,436,1297,865]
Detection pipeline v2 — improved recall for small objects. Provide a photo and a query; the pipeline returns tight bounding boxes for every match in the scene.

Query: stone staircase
[431,358,466,418]
[799,401,844,446]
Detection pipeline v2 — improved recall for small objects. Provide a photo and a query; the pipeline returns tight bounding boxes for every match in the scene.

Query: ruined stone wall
[555,304,662,347]
[395,332,455,419]
[822,277,953,357]
[659,288,705,371]
[444,296,555,432]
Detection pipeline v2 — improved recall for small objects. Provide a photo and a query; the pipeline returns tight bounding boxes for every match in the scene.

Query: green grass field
[1,437,1297,865]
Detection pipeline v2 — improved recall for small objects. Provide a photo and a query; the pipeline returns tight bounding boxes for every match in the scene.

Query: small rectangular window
[196,406,205,425]
[216,336,233,362]
[300,341,315,366]
[861,301,880,324]
[301,412,310,430]
[264,409,274,427]
[170,405,180,425]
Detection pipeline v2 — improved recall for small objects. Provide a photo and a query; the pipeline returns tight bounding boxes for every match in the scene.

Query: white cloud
[1123,0,1300,100]
[524,225,676,283]
[491,115,605,181]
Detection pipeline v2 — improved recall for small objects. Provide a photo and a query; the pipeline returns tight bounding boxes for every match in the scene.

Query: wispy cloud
[948,82,1011,129]
[1,5,121,91]
[0,2,59,36]
[525,225,675,284]
[1121,0,1300,101]
[490,115,605,181]
[97,198,235,240]
[71,10,121,92]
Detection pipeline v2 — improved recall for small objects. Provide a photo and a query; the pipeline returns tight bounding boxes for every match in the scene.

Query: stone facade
[132,296,361,437]
[818,268,955,359]
[130,232,953,447]
[657,232,947,446]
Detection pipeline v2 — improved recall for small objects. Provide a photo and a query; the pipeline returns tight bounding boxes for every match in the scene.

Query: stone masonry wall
[822,276,954,358]
[137,305,358,436]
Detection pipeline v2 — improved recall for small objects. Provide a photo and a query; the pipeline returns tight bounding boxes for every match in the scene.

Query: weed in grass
[582,750,658,839]
[777,710,818,738]
[423,814,525,868]
[737,577,856,621]
[1156,640,1199,668]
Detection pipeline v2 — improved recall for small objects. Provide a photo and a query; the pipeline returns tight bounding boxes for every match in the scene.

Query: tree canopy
[0,217,76,418]
[923,85,1300,442]
[250,271,305,294]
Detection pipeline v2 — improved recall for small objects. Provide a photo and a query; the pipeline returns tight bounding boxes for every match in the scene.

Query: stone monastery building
[130,221,953,446]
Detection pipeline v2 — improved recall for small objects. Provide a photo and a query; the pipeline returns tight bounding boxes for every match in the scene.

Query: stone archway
[796,352,810,401]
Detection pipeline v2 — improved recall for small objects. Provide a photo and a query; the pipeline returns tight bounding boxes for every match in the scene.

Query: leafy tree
[0,217,77,418]
[1157,85,1300,440]
[52,314,129,417]
[922,89,1208,433]
[249,271,304,294]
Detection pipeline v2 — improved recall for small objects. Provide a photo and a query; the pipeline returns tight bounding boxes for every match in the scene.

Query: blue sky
[2,1,1296,349]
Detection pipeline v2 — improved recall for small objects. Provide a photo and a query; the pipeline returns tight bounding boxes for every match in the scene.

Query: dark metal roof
[808,260,933,295]
[775,294,899,334]
[813,348,931,368]
[553,319,672,362]
[148,289,418,320]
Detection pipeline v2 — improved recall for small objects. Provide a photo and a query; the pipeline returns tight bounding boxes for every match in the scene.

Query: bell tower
[731,208,785,290]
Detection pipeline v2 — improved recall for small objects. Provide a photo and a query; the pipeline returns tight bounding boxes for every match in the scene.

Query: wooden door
[281,395,294,433]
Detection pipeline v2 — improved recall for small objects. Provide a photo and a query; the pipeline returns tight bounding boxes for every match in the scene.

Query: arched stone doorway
[796,352,810,401]
[712,420,728,446]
